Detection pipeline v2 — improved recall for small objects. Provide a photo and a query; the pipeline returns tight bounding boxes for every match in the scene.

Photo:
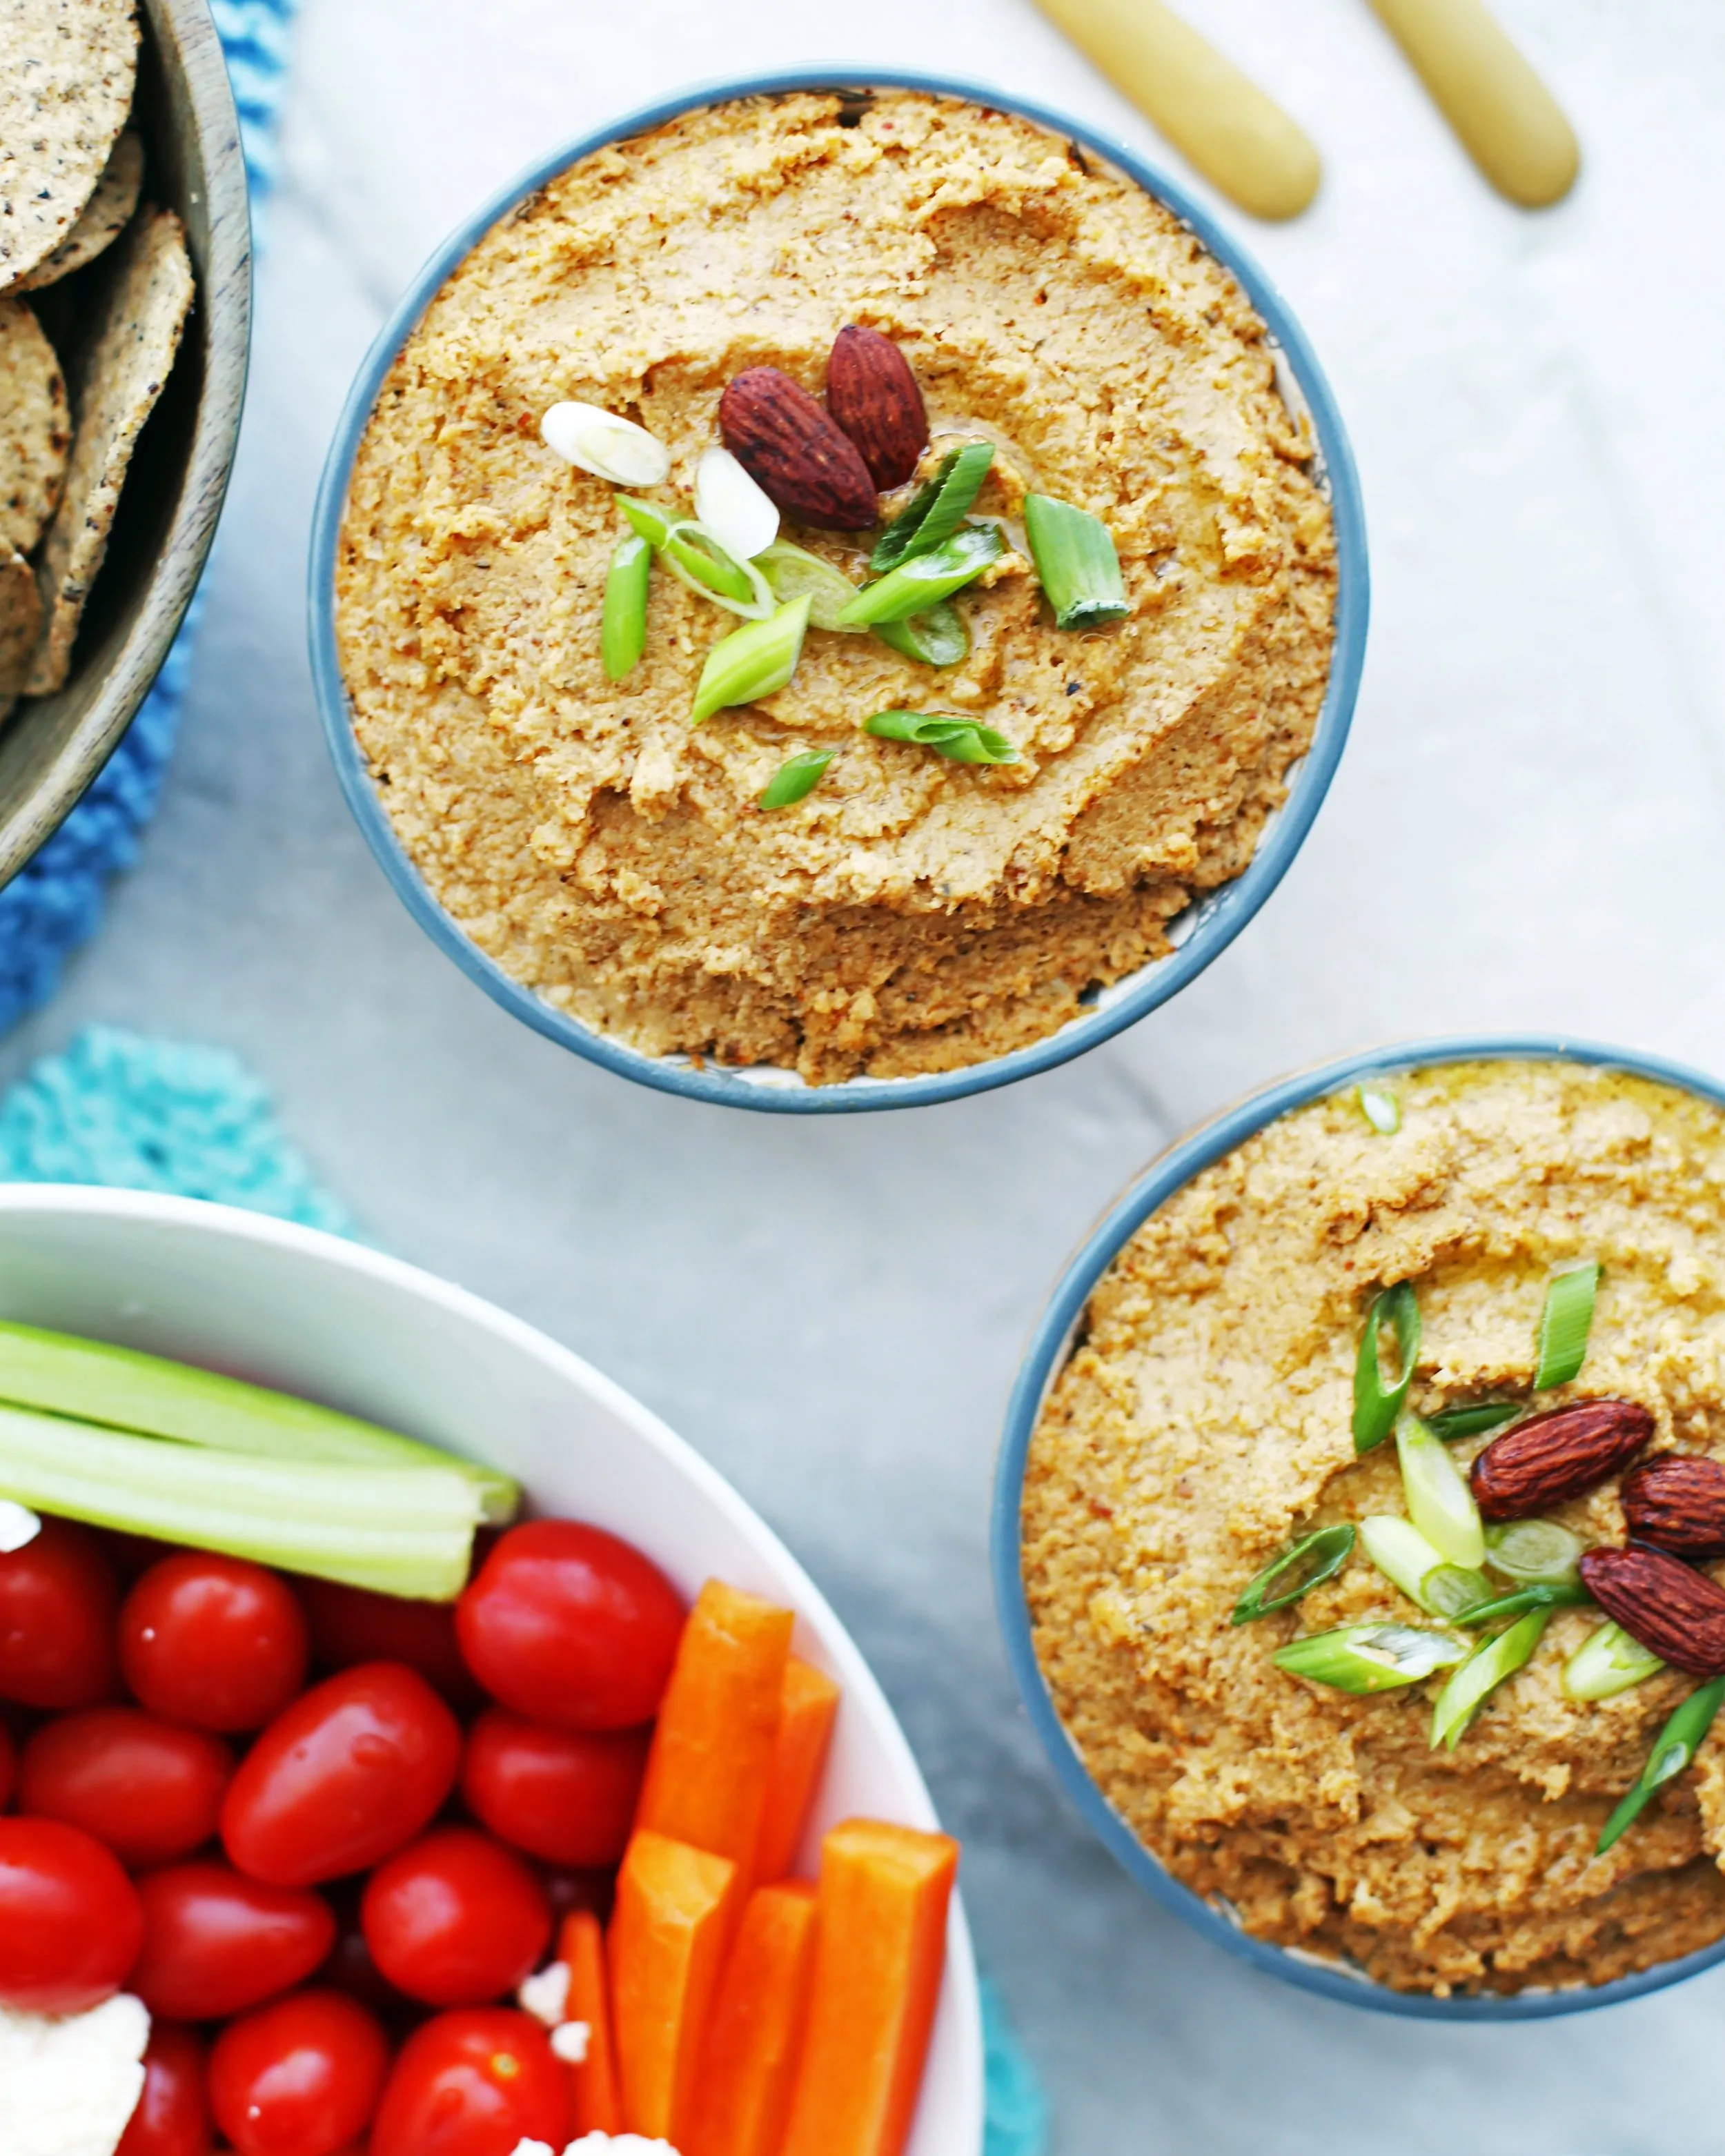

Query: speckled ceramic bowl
[994,1033,1725,2018]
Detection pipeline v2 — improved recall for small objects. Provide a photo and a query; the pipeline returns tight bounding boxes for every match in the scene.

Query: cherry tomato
[132,1860,337,2019]
[0,1719,14,1810]
[0,1816,142,2011]
[455,1521,683,1730]
[0,1518,117,1710]
[208,1989,388,2156]
[369,2009,567,2156]
[461,1708,647,1868]
[117,2023,213,2156]
[120,1553,309,1732]
[361,1826,551,2008]
[19,1707,233,1867]
[298,1576,480,1708]
[221,1661,461,1886]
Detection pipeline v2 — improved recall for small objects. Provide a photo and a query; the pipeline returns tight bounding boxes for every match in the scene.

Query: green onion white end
[1564,1619,1666,1702]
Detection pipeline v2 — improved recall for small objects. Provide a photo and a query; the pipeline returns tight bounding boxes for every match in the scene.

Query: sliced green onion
[1397,1410,1486,1570]
[1359,1514,1488,1619]
[617,497,772,619]
[755,541,867,633]
[1274,1622,1466,1694]
[691,598,811,726]
[1355,1084,1401,1135]
[1455,1581,1592,1627]
[0,1319,516,1521]
[1023,492,1130,630]
[1535,1260,1599,1389]
[1426,1401,1521,1443]
[1596,1674,1725,1855]
[601,533,651,682]
[862,711,1018,767]
[837,525,1004,628]
[1230,1523,1354,1624]
[759,749,835,811]
[870,444,995,573]
[1430,1609,1550,1750]
[1564,1619,1666,1703]
[872,602,969,669]
[1352,1283,1421,1454]
[1483,1518,1584,1587]
[0,1403,482,1599]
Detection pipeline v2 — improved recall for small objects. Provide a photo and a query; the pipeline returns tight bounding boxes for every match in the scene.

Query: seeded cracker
[0,0,139,292]
[0,547,43,698]
[0,297,70,556]
[26,204,193,695]
[19,130,143,292]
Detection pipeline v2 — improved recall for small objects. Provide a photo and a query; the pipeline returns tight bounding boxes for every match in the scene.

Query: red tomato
[0,1816,142,2011]
[455,1521,683,1730]
[461,1708,647,1868]
[208,1989,388,2156]
[19,1708,233,1868]
[120,1553,309,1732]
[298,1576,480,1708]
[132,1861,337,2019]
[360,1826,551,2008]
[0,1518,117,1710]
[117,2023,213,2156]
[369,2009,567,2156]
[221,1661,461,1886]
[0,1719,14,1810]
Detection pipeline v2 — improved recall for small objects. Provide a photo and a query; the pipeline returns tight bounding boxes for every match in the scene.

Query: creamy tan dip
[335,89,1336,1084]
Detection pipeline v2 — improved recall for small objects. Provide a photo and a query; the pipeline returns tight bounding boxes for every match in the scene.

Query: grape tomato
[368,2009,568,2156]
[360,1826,551,2008]
[298,1576,480,1708]
[0,1518,117,1710]
[116,2023,212,2156]
[461,1707,647,1868]
[208,1988,389,2156]
[19,1707,233,1867]
[0,1816,143,2012]
[132,1860,337,2020]
[0,1719,14,1810]
[120,1552,310,1732]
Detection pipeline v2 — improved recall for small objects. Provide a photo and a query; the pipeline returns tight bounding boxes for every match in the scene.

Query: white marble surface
[8,0,1725,2146]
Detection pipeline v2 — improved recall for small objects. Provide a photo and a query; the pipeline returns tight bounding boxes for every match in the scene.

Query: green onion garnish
[1454,1581,1592,1628]
[1230,1523,1355,1624]
[872,602,969,669]
[1023,493,1130,630]
[1355,1084,1401,1135]
[1535,1260,1599,1389]
[755,541,867,633]
[862,711,1018,766]
[1274,1622,1466,1694]
[1563,1619,1666,1702]
[690,597,812,726]
[1483,1517,1583,1587]
[1352,1283,1420,1454]
[837,525,1004,628]
[1430,1609,1550,1751]
[1358,1515,1459,1614]
[1595,1674,1725,1855]
[617,497,776,619]
[601,533,651,682]
[870,444,995,573]
[1397,1410,1486,1570]
[759,749,835,812]
[1426,1401,1521,1443]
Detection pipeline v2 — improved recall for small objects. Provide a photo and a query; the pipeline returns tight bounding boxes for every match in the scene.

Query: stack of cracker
[1,0,195,720]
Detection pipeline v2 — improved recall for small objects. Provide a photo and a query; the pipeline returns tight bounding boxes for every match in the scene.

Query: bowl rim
[307,63,1369,1114]
[992,1031,1725,2019]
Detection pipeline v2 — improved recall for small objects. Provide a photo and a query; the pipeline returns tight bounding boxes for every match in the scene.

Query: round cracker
[0,297,70,556]
[0,0,139,290]
[0,546,43,698]
[18,129,143,291]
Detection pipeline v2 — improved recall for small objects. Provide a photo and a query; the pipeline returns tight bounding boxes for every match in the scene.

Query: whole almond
[1622,1456,1725,1559]
[1470,1398,1653,1522]
[1579,1545,1725,1677]
[718,367,877,531]
[825,326,929,491]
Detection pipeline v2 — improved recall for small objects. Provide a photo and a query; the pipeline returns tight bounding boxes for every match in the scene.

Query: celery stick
[0,1319,515,1523]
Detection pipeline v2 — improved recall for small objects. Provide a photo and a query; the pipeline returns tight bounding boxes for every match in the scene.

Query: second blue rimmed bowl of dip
[310,69,1367,1114]
[996,1034,1725,2017]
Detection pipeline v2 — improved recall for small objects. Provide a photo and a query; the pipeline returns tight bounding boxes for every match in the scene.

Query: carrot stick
[558,1908,622,2135]
[608,1827,740,2144]
[637,1578,794,1892]
[754,1655,841,1883]
[780,1819,959,2156]
[687,1880,819,2156]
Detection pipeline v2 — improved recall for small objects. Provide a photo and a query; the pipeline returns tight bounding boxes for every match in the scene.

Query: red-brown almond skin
[718,366,878,530]
[825,325,929,490]
[1621,1456,1725,1558]
[1469,1398,1655,1522]
[1578,1545,1725,1678]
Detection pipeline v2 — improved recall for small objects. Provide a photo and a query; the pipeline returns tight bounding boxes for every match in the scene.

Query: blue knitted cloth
[0,0,300,1037]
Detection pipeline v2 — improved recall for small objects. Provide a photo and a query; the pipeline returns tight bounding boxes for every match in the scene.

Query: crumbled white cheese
[516,1959,571,2027]
[0,1499,41,1552]
[507,2139,681,2156]
[0,1995,149,2156]
[549,2018,591,2064]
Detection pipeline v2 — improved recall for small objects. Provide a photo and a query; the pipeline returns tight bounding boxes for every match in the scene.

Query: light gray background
[6,1,1722,2146]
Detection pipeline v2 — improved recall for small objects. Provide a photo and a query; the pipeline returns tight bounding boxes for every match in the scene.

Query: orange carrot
[558,1908,623,2136]
[687,1881,819,2156]
[608,1827,740,2144]
[780,1819,959,2156]
[637,1578,794,1892]
[754,1655,842,1883]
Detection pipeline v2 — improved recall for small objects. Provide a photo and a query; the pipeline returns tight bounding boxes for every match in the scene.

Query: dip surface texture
[335,90,1336,1083]
[1023,1061,1725,1995]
